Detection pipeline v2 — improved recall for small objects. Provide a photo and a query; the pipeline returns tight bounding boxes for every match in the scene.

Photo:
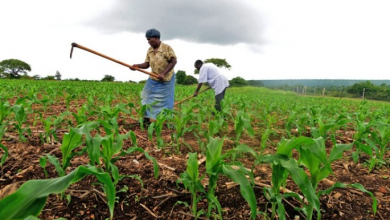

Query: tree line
[260,80,390,101]
[0,58,249,86]
[3,58,389,101]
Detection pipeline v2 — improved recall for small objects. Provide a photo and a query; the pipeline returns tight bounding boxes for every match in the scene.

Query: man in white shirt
[193,60,230,112]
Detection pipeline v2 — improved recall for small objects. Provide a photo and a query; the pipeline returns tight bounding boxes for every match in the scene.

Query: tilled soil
[1,106,390,220]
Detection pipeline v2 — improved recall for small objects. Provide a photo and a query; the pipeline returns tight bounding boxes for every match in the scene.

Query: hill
[250,79,390,87]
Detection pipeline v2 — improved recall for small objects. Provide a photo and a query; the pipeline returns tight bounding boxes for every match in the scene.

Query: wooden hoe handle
[174,87,212,106]
[70,42,159,78]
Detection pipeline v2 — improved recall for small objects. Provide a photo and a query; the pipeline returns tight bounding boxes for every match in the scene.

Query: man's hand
[193,91,198,97]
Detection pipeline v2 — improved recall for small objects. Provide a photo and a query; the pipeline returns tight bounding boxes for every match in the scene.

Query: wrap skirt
[141,73,175,119]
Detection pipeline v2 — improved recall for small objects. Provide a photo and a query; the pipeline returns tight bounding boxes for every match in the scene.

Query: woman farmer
[130,28,177,122]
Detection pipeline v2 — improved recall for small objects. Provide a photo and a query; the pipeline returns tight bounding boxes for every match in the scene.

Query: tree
[0,59,31,79]
[42,75,55,80]
[194,58,232,74]
[229,77,248,87]
[183,75,198,85]
[347,81,375,96]
[176,70,186,84]
[55,71,62,80]
[32,75,41,80]
[204,58,231,69]
[102,75,115,82]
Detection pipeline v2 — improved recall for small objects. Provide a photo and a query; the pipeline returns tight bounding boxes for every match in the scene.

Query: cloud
[89,0,265,46]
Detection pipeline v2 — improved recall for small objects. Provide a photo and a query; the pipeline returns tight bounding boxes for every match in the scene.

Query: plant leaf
[222,165,257,219]
[0,166,115,220]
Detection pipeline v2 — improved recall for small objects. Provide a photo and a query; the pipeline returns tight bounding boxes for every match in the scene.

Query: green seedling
[0,101,11,124]
[0,166,115,220]
[178,152,205,216]
[205,137,257,219]
[234,110,255,143]
[11,104,31,141]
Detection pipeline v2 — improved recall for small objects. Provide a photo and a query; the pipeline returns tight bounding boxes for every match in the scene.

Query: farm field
[0,80,389,220]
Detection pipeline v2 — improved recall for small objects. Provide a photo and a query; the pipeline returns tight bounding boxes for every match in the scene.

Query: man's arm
[193,83,203,96]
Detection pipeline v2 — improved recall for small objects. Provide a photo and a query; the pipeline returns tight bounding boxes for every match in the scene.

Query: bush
[183,75,198,85]
[230,77,248,87]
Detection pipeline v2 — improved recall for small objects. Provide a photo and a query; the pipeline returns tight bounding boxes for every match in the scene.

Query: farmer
[130,28,177,122]
[193,60,229,112]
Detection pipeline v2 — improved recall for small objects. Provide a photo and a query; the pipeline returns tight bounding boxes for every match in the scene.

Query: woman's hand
[129,64,139,71]
[157,73,165,81]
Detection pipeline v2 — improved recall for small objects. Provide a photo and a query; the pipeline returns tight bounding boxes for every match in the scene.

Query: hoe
[69,42,210,105]
[174,87,211,105]
[70,42,158,78]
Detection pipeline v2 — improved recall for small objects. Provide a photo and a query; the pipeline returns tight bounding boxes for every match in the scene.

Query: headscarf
[145,28,160,38]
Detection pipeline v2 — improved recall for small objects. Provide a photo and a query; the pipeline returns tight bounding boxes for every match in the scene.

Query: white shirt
[198,63,230,95]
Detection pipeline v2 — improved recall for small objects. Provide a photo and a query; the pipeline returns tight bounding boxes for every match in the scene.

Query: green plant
[65,94,76,110]
[351,113,390,171]
[72,104,89,125]
[243,136,377,220]
[178,152,205,216]
[96,103,129,120]
[204,137,257,219]
[297,137,352,219]
[234,110,255,143]
[0,166,115,220]
[259,113,277,155]
[0,123,8,171]
[193,105,224,151]
[89,131,131,184]
[170,105,197,151]
[39,156,48,178]
[128,102,153,130]
[148,110,171,149]
[310,113,351,145]
[263,154,319,220]
[235,140,318,220]
[0,101,11,124]
[40,114,66,143]
[11,104,31,141]
[40,128,84,198]
[360,121,390,172]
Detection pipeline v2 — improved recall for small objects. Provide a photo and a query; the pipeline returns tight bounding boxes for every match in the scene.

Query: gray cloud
[89,0,265,46]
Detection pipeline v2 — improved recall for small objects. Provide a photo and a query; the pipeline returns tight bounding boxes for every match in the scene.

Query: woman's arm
[129,62,150,70]
[157,57,177,80]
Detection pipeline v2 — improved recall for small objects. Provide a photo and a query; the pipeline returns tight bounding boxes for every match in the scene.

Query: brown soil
[1,101,389,220]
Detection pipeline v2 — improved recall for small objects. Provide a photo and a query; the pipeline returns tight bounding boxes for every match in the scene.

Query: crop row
[0,80,389,219]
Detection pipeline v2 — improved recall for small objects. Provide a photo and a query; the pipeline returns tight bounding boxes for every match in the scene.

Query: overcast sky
[1,0,390,82]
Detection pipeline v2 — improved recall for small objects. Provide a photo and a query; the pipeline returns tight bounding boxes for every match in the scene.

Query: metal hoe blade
[70,44,74,59]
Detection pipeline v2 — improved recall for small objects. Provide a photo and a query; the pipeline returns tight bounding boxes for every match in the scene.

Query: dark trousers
[215,88,227,111]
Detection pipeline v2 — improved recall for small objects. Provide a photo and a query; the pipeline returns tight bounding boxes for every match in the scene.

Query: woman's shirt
[145,42,177,82]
